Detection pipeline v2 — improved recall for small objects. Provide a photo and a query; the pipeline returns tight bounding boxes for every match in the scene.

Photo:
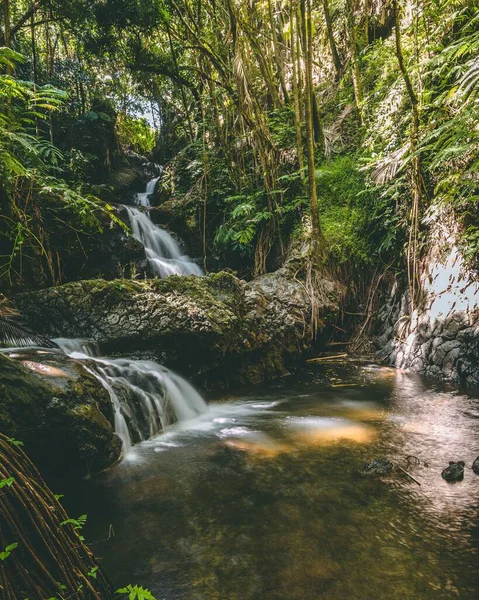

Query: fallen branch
[306,353,348,363]
[395,464,421,486]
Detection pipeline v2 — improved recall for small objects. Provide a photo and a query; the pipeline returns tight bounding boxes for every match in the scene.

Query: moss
[0,353,121,476]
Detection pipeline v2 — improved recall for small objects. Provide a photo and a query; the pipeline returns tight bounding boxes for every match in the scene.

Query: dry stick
[306,352,348,362]
[395,464,421,486]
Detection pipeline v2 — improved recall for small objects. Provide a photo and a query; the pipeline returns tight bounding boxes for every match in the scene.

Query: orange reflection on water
[223,438,293,458]
[294,422,377,446]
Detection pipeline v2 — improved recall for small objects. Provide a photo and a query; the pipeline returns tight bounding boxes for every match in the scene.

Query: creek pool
[62,361,479,599]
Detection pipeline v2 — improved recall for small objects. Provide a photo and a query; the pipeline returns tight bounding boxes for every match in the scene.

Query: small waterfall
[134,175,161,208]
[55,339,207,455]
[125,177,203,278]
[125,206,203,277]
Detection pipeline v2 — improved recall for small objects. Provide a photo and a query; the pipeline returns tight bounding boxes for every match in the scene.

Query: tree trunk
[321,0,342,81]
[300,0,323,249]
[268,0,289,104]
[393,0,422,310]
[364,0,370,45]
[3,0,11,49]
[346,0,364,124]
[290,0,305,179]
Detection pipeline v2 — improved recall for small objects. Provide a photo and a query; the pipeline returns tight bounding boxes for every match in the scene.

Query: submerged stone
[441,461,465,482]
[363,457,393,475]
[472,456,479,475]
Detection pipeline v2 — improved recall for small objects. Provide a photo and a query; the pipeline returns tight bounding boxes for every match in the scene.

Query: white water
[134,176,161,208]
[55,338,208,456]
[126,177,203,278]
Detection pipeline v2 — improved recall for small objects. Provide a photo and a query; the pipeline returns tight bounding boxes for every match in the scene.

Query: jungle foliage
[0,0,478,284]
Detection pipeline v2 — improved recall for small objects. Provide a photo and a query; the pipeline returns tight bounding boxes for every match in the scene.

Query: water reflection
[61,362,479,599]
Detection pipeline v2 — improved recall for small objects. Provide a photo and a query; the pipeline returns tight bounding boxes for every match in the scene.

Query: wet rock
[441,461,465,482]
[363,458,394,475]
[472,457,479,475]
[14,267,342,389]
[0,351,121,476]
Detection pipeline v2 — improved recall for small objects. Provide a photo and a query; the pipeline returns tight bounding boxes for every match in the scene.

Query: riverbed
[62,361,479,599]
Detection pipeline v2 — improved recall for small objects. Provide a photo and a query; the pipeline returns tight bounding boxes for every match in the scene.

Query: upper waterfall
[125,177,203,278]
[134,174,161,208]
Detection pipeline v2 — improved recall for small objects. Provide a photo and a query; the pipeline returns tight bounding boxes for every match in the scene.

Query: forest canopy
[1,0,478,290]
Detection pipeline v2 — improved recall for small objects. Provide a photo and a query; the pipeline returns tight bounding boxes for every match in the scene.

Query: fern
[116,584,157,600]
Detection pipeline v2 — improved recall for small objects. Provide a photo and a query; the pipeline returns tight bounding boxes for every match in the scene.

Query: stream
[60,360,479,600]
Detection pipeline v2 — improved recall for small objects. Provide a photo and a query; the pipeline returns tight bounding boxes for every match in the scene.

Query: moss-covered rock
[0,351,121,476]
[14,268,341,388]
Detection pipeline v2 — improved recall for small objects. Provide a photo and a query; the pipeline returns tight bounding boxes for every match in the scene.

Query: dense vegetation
[1,0,477,290]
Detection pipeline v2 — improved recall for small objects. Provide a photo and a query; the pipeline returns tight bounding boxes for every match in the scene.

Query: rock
[105,151,159,201]
[0,351,121,476]
[61,210,149,282]
[441,316,465,339]
[14,269,341,389]
[363,458,394,475]
[472,457,479,475]
[441,461,465,482]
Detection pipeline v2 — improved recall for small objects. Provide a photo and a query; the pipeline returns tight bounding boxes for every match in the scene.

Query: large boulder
[13,270,340,388]
[0,350,121,476]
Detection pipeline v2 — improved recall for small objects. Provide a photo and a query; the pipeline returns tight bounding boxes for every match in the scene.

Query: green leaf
[7,437,24,446]
[88,566,99,579]
[116,584,157,600]
[0,477,15,489]
[0,542,18,561]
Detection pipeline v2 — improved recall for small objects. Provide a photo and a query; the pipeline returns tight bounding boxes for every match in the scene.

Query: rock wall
[375,237,479,386]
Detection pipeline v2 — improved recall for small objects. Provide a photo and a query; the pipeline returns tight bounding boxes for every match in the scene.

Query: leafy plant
[0,542,18,561]
[60,514,87,541]
[116,584,157,600]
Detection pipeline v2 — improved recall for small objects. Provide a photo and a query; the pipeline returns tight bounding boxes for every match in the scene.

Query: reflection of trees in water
[178,441,474,600]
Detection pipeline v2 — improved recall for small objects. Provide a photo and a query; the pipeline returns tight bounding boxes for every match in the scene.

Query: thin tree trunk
[167,25,195,141]
[321,0,342,81]
[393,0,422,311]
[300,0,322,249]
[290,0,305,180]
[31,10,39,135]
[268,0,289,103]
[3,0,11,49]
[3,0,12,75]
[364,0,370,45]
[346,0,364,124]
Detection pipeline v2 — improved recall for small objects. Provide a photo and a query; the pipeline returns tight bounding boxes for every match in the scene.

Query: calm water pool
[62,361,479,599]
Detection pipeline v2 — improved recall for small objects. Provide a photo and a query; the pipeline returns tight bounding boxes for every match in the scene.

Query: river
[61,360,479,599]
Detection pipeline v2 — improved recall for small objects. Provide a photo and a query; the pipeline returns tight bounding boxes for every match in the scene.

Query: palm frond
[370,146,409,185]
[0,318,59,349]
[0,296,58,349]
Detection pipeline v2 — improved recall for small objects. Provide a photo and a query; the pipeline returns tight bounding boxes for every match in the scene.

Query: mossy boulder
[14,268,340,388]
[0,351,121,476]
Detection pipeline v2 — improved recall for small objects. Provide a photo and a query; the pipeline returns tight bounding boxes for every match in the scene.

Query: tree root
[0,434,113,599]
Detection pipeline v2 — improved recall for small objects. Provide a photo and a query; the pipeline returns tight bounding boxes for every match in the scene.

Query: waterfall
[55,338,207,455]
[126,177,203,278]
[134,175,161,208]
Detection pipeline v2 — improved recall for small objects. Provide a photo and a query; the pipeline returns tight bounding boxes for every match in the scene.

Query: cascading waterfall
[55,338,207,455]
[134,174,161,208]
[125,176,203,278]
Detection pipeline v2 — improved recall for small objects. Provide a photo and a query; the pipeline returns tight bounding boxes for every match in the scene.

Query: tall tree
[321,0,342,81]
[393,0,423,308]
[300,0,322,250]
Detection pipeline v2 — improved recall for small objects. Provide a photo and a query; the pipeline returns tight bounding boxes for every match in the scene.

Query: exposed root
[0,434,113,600]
